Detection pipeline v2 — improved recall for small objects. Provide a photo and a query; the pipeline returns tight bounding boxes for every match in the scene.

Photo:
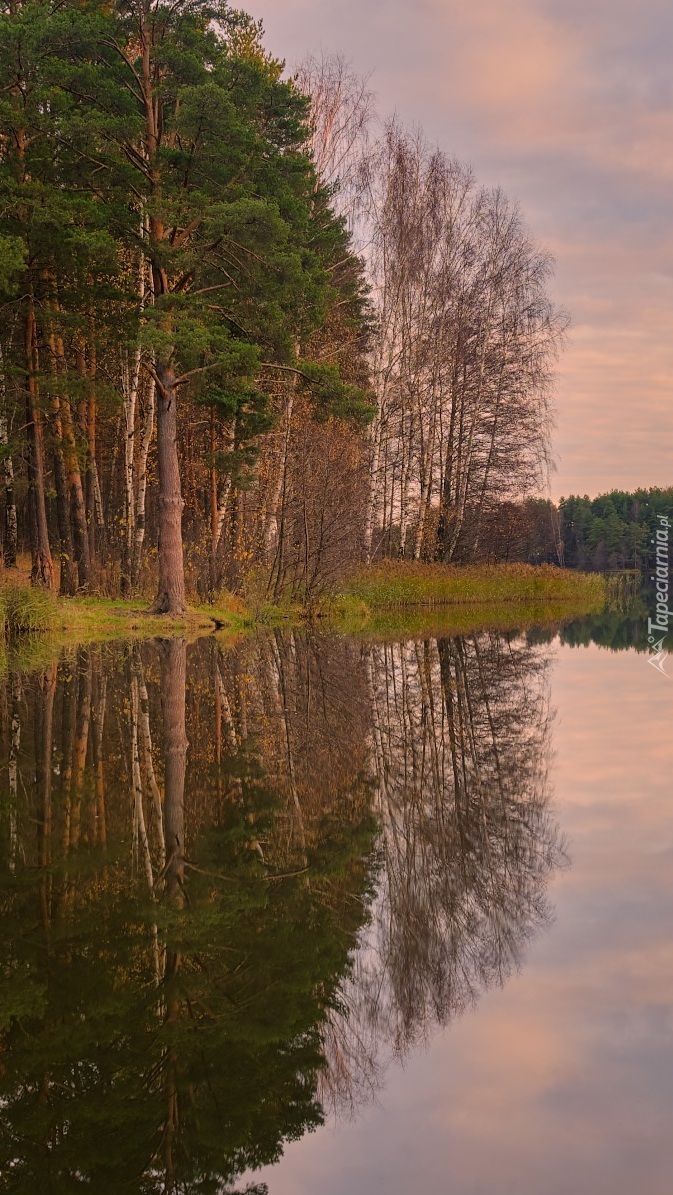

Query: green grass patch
[0,586,58,635]
[50,596,249,642]
[0,587,247,658]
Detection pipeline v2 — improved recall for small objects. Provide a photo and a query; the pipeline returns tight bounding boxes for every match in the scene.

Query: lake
[0,615,671,1193]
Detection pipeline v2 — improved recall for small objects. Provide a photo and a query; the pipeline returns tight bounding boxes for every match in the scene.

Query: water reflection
[322,634,563,1114]
[0,629,561,1191]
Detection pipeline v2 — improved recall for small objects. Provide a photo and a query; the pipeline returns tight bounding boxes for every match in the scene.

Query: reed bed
[344,562,606,610]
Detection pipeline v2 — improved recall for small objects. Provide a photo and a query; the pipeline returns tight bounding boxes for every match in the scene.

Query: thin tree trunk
[44,279,91,590]
[150,370,186,613]
[209,404,218,595]
[264,391,295,562]
[43,311,77,595]
[364,409,382,563]
[132,376,155,590]
[84,319,101,578]
[51,403,78,596]
[123,244,148,593]
[0,369,17,567]
[269,394,296,600]
[59,345,92,591]
[139,0,186,616]
[24,296,54,589]
[121,348,137,594]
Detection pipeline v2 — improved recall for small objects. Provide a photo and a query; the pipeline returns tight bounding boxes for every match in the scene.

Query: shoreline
[0,564,608,656]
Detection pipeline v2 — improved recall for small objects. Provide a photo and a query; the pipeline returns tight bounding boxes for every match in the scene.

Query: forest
[0,0,569,613]
[457,486,673,572]
[558,487,673,572]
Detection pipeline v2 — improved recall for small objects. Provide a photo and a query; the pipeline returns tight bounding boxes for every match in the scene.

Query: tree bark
[150,370,186,613]
[61,354,91,590]
[24,297,54,589]
[0,409,17,569]
[51,406,78,596]
[45,285,91,590]
[43,314,77,595]
[84,321,102,579]
[131,376,155,590]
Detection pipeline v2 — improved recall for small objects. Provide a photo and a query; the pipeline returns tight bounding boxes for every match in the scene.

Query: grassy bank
[0,562,605,654]
[0,588,252,676]
[0,584,251,648]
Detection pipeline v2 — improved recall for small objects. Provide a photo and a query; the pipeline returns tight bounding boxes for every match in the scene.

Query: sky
[251,0,673,499]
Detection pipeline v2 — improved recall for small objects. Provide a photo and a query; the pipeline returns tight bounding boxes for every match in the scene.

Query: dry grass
[343,561,606,610]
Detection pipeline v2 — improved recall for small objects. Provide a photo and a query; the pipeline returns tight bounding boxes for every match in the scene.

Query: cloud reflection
[253,642,673,1195]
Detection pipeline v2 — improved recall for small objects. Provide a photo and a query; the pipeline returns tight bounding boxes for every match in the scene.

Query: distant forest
[479,488,672,572]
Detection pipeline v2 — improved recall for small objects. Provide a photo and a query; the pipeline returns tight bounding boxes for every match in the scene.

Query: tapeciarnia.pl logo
[647,514,671,678]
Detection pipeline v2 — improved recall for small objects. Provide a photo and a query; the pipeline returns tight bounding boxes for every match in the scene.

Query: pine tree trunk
[43,317,77,595]
[150,369,186,614]
[52,419,78,596]
[122,244,148,593]
[131,376,155,590]
[45,286,91,590]
[60,392,91,591]
[84,324,101,579]
[24,298,54,590]
[0,348,16,568]
[122,348,139,594]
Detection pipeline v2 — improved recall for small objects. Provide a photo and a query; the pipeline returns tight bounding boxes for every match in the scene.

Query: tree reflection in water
[0,629,564,1190]
[320,633,565,1115]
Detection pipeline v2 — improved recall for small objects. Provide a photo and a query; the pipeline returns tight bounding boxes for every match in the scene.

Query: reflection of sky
[252,0,673,497]
[253,643,673,1194]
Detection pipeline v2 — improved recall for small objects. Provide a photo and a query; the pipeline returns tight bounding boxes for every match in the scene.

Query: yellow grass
[342,561,605,610]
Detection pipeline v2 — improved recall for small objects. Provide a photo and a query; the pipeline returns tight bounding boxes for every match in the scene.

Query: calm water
[0,618,670,1194]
